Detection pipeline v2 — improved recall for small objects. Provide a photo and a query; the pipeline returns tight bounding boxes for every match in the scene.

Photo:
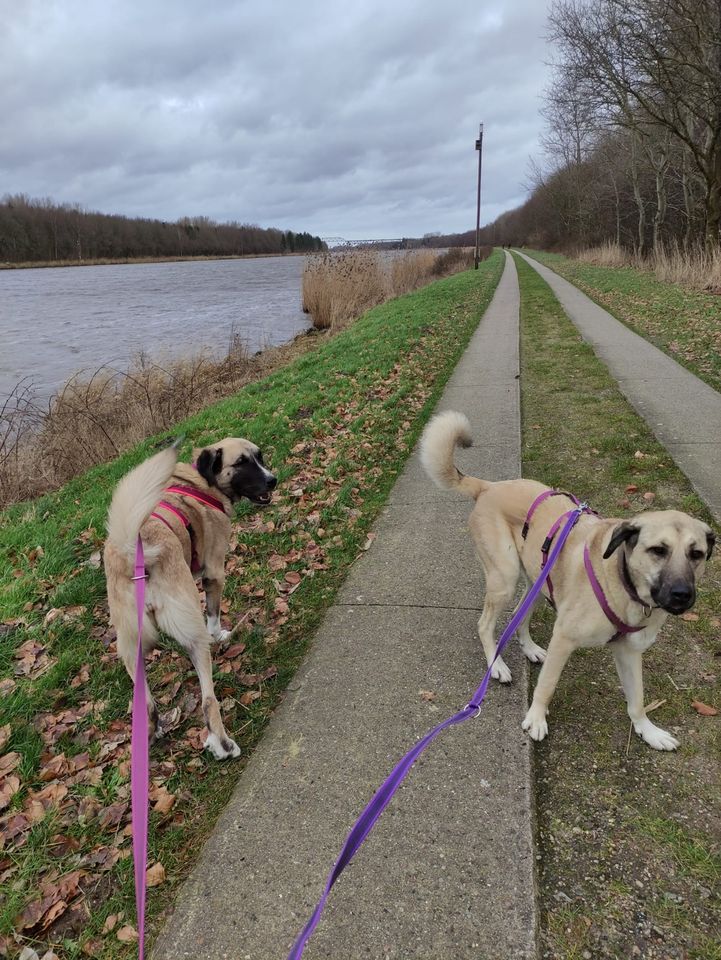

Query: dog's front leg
[612,642,679,751]
[203,574,231,642]
[522,628,574,741]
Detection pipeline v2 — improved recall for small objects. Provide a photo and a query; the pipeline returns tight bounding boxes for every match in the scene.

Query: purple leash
[288,504,589,959]
[131,536,149,960]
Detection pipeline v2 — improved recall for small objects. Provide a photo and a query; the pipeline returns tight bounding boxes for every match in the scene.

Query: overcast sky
[1,0,553,240]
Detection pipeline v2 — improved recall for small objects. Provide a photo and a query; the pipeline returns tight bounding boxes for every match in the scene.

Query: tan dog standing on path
[420,410,714,751]
[104,438,276,760]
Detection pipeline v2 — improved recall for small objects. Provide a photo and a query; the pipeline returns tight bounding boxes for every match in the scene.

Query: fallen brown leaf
[0,776,20,812]
[239,690,261,707]
[680,611,699,622]
[146,862,166,887]
[116,924,138,943]
[691,699,718,716]
[150,785,176,815]
[0,752,21,778]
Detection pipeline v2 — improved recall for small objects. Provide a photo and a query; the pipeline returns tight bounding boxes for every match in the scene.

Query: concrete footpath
[152,252,539,960]
[518,252,721,522]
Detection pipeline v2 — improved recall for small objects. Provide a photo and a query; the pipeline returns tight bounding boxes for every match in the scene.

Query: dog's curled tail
[419,411,489,500]
[106,443,179,561]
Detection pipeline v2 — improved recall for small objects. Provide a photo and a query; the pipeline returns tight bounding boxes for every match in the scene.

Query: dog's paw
[519,638,546,664]
[211,628,232,643]
[522,707,548,741]
[491,658,513,684]
[635,718,679,751]
[205,732,242,760]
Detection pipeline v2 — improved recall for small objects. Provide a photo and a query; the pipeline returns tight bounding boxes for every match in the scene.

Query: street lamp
[474,123,484,269]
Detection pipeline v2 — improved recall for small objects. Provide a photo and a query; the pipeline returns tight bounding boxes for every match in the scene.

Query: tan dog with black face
[421,412,715,751]
[104,438,276,759]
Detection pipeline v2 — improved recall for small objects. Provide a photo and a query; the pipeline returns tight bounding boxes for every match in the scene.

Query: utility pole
[474,123,484,269]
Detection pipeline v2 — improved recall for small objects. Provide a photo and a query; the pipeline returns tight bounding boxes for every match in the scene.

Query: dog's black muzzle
[237,472,277,506]
[653,581,695,615]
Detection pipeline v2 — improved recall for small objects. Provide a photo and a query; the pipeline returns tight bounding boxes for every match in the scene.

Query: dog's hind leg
[515,578,546,664]
[115,614,162,742]
[154,591,240,760]
[474,530,520,684]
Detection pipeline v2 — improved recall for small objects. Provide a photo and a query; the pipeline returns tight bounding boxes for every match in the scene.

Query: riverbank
[0,252,309,270]
[0,252,505,959]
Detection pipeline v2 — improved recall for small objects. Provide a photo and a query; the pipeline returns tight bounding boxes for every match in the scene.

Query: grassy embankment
[514,252,720,960]
[0,252,504,959]
[524,249,721,394]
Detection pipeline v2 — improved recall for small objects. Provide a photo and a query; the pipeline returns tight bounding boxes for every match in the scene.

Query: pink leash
[131,536,149,959]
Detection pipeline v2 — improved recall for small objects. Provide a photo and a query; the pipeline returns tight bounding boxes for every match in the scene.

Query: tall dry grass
[0,331,321,509]
[302,246,481,330]
[578,240,721,291]
[301,250,387,330]
[389,250,437,295]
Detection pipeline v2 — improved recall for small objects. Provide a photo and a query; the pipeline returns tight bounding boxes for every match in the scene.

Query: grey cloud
[0,0,553,237]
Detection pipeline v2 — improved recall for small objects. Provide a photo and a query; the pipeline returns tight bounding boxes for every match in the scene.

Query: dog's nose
[670,584,693,604]
[268,475,277,490]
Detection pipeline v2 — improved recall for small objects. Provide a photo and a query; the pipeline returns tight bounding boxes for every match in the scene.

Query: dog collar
[619,551,653,617]
[584,545,646,640]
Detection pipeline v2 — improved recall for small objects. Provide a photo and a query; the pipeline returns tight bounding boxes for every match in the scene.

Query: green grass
[514,252,721,960]
[0,251,505,959]
[525,249,721,393]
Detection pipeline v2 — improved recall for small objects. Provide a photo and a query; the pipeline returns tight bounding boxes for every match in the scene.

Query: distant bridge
[321,237,407,248]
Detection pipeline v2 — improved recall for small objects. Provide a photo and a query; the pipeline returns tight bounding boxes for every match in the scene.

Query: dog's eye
[689,548,705,561]
[256,450,264,463]
[648,545,668,557]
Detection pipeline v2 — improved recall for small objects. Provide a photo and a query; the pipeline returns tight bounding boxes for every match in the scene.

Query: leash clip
[465,702,482,719]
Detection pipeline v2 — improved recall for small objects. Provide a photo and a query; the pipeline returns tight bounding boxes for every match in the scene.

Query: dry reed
[301,250,387,330]
[0,330,321,509]
[578,240,721,291]
[302,246,482,330]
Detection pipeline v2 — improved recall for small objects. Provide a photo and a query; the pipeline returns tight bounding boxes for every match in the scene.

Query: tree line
[0,194,326,264]
[481,0,721,254]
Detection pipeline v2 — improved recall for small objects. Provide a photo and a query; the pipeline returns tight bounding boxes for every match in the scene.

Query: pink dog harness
[150,483,227,574]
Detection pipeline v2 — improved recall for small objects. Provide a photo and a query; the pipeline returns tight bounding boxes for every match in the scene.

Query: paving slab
[518,252,721,521]
[152,252,537,960]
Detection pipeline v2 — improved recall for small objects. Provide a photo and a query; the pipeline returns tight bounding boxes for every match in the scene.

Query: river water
[0,256,310,403]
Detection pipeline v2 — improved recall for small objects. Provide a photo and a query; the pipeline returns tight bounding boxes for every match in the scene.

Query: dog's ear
[705,527,716,561]
[603,522,640,559]
[196,447,224,485]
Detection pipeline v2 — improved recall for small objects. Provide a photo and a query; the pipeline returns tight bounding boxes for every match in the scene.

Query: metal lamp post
[474,123,484,269]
